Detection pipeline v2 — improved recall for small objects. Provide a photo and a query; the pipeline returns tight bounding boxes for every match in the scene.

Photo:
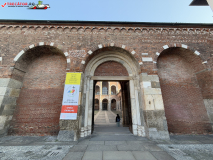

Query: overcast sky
[0,0,213,23]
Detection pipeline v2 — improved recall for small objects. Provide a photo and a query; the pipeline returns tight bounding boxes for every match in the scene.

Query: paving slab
[126,141,155,145]
[158,144,213,160]
[103,151,135,160]
[198,139,213,144]
[69,145,88,152]
[105,141,127,145]
[117,144,145,151]
[0,145,72,160]
[90,135,137,141]
[132,151,157,160]
[143,144,163,151]
[88,141,105,145]
[82,151,102,160]
[87,144,117,151]
[151,151,175,160]
[63,152,84,160]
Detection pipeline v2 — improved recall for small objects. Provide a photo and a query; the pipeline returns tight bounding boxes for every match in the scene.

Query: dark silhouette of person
[115,114,120,127]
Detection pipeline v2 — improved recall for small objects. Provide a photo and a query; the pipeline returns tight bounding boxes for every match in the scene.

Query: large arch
[81,47,146,137]
[8,45,67,136]
[157,47,212,134]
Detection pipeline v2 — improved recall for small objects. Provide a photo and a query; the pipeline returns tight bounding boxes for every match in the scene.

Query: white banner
[62,85,80,106]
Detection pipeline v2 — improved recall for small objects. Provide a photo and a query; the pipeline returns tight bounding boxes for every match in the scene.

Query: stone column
[109,82,111,96]
[100,82,102,110]
[129,80,138,135]
[108,82,111,110]
[0,78,22,136]
[141,73,170,140]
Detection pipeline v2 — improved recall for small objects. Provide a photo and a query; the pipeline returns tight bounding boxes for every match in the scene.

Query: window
[111,86,116,95]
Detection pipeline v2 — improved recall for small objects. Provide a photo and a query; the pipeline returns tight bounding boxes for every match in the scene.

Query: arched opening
[94,99,99,110]
[111,99,116,110]
[111,86,116,95]
[157,47,212,134]
[95,85,100,95]
[83,47,144,137]
[8,46,67,136]
[102,99,108,110]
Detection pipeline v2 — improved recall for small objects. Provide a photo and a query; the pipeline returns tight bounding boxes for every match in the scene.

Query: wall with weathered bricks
[157,48,212,134]
[94,61,128,76]
[0,21,213,137]
[8,49,67,136]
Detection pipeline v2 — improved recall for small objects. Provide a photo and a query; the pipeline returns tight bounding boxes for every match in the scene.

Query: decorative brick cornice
[0,25,213,36]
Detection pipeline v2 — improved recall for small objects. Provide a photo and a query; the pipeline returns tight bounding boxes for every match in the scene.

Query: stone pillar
[0,78,22,136]
[100,82,102,110]
[108,82,111,110]
[129,80,139,136]
[58,73,84,141]
[100,82,102,96]
[140,73,170,140]
[109,82,111,96]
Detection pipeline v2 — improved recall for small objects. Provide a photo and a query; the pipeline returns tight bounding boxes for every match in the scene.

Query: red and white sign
[60,73,81,120]
[60,105,78,120]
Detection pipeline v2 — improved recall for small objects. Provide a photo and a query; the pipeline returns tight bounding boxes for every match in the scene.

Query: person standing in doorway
[116,114,120,127]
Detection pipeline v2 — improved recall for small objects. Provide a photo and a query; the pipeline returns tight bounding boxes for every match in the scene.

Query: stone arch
[8,45,67,136]
[82,46,140,69]
[157,47,212,134]
[82,47,144,137]
[85,47,140,76]
[13,43,71,70]
[154,44,206,63]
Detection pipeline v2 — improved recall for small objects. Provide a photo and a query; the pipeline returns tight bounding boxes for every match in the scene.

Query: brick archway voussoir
[13,42,70,70]
[154,43,206,65]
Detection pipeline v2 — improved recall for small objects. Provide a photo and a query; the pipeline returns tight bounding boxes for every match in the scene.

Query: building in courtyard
[0,20,213,140]
[94,81,122,111]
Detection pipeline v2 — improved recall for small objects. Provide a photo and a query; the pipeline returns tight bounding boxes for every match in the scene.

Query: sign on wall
[60,73,81,120]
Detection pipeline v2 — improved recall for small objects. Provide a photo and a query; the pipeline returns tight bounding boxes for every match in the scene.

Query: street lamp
[190,0,213,11]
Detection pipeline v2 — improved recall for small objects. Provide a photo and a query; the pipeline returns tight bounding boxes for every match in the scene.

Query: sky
[0,0,213,23]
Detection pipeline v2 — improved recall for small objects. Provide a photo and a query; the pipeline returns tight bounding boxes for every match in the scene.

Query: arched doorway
[94,99,99,110]
[111,99,116,110]
[157,47,212,134]
[8,46,66,136]
[102,99,108,110]
[82,47,145,137]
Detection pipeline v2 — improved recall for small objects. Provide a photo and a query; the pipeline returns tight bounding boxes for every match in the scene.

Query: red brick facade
[157,48,212,134]
[0,21,213,136]
[94,61,128,76]
[8,53,66,135]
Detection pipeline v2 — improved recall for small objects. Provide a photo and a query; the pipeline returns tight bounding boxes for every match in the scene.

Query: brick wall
[157,48,212,134]
[0,22,213,136]
[8,54,66,136]
[94,61,128,76]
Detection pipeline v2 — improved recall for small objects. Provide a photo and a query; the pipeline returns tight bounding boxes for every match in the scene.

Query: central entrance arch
[81,47,146,137]
[102,99,108,110]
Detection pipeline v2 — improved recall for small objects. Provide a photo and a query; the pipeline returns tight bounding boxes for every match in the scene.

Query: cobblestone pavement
[0,111,213,160]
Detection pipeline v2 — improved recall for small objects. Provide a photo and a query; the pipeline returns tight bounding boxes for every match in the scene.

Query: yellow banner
[65,73,81,85]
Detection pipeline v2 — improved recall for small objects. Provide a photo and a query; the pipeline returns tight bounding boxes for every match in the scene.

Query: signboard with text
[60,73,81,120]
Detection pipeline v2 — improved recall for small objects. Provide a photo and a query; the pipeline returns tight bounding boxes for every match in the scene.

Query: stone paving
[0,111,213,160]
